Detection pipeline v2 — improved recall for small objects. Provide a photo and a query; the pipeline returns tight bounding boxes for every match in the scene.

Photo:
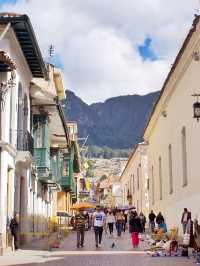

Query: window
[132,174,135,194]
[137,167,140,190]
[147,178,150,190]
[181,127,188,187]
[159,157,162,200]
[9,86,13,143]
[168,144,173,194]
[35,124,44,148]
[151,166,155,205]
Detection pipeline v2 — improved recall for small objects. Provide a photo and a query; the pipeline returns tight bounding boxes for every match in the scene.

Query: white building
[143,15,200,232]
[0,13,47,251]
[120,142,149,216]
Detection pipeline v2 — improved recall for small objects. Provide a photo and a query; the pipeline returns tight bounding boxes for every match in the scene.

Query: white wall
[145,20,200,233]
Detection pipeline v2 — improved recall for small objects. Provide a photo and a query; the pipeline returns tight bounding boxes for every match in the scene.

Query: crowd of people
[9,206,193,251]
[74,206,169,249]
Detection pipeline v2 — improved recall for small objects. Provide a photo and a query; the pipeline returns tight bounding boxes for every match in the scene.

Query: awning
[0,50,16,72]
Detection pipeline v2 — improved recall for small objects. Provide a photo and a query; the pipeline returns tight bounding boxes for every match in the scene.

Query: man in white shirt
[93,206,106,248]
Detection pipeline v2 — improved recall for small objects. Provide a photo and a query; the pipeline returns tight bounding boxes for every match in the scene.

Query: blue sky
[138,38,158,61]
[0,0,16,5]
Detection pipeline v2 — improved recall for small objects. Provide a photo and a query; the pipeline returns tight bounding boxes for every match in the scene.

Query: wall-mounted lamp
[192,51,200,61]
[192,93,200,122]
[161,110,167,117]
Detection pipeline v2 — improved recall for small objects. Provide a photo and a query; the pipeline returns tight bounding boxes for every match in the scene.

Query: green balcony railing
[34,148,51,181]
[60,176,71,189]
[60,158,73,190]
[49,151,62,183]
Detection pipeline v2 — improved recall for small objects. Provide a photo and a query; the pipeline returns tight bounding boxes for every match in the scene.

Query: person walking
[93,206,106,248]
[115,210,124,237]
[106,210,115,235]
[181,208,191,234]
[156,212,165,227]
[139,212,146,233]
[122,211,128,232]
[75,209,87,248]
[129,210,142,248]
[10,213,19,251]
[149,210,156,232]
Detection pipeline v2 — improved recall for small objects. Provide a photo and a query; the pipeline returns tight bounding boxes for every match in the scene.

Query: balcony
[34,147,50,182]
[17,130,34,155]
[49,150,62,183]
[59,176,71,191]
[59,155,73,190]
[15,130,34,171]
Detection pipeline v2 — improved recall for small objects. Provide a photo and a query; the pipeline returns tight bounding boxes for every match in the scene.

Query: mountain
[63,90,159,149]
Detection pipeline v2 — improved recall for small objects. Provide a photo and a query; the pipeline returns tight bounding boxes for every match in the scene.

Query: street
[0,230,195,266]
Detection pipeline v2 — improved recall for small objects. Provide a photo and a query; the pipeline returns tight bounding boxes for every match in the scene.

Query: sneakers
[96,244,98,248]
[98,243,101,247]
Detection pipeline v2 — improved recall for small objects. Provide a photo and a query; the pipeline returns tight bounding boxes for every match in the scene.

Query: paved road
[0,230,195,266]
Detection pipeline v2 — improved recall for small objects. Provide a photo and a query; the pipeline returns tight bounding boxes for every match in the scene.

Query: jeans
[94,226,103,245]
[182,223,188,234]
[108,223,114,235]
[149,221,155,232]
[123,222,127,232]
[77,229,85,247]
[12,232,18,250]
[116,222,123,236]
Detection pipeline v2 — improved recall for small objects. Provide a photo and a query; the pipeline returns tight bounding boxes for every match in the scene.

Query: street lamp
[192,93,200,122]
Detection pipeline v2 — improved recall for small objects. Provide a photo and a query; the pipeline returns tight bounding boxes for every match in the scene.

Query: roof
[143,15,200,137]
[0,13,47,79]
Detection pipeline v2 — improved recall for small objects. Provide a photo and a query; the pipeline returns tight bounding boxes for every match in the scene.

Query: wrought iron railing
[17,130,34,155]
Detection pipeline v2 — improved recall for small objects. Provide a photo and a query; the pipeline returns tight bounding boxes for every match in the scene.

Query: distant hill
[63,90,159,149]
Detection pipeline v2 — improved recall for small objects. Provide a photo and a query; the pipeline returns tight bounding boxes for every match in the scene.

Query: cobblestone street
[0,230,195,266]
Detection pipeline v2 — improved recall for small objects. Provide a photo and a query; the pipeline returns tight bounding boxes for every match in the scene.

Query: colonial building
[0,13,47,251]
[143,15,200,231]
[0,13,80,253]
[120,142,149,216]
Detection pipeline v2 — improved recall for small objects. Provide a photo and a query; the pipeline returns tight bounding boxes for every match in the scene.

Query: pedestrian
[122,211,128,232]
[148,210,156,232]
[156,212,165,227]
[139,212,146,233]
[115,210,124,237]
[181,208,191,234]
[106,210,115,235]
[10,213,19,251]
[129,210,142,248]
[75,209,87,248]
[93,206,106,248]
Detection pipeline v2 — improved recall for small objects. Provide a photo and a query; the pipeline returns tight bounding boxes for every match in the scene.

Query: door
[6,167,13,247]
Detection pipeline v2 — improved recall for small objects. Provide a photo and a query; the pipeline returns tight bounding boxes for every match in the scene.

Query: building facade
[0,14,47,251]
[0,13,80,253]
[143,15,200,232]
[120,143,149,216]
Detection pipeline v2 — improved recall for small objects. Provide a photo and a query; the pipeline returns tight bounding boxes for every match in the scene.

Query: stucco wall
[146,24,200,233]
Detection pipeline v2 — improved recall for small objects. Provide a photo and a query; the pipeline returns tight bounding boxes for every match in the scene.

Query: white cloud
[1,0,197,103]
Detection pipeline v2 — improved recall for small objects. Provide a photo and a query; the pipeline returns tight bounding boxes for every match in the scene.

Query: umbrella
[71,202,95,210]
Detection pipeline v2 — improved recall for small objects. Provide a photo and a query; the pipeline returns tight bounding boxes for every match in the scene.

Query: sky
[0,0,198,103]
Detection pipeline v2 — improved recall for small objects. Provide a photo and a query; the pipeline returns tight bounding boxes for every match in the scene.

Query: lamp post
[192,93,200,122]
